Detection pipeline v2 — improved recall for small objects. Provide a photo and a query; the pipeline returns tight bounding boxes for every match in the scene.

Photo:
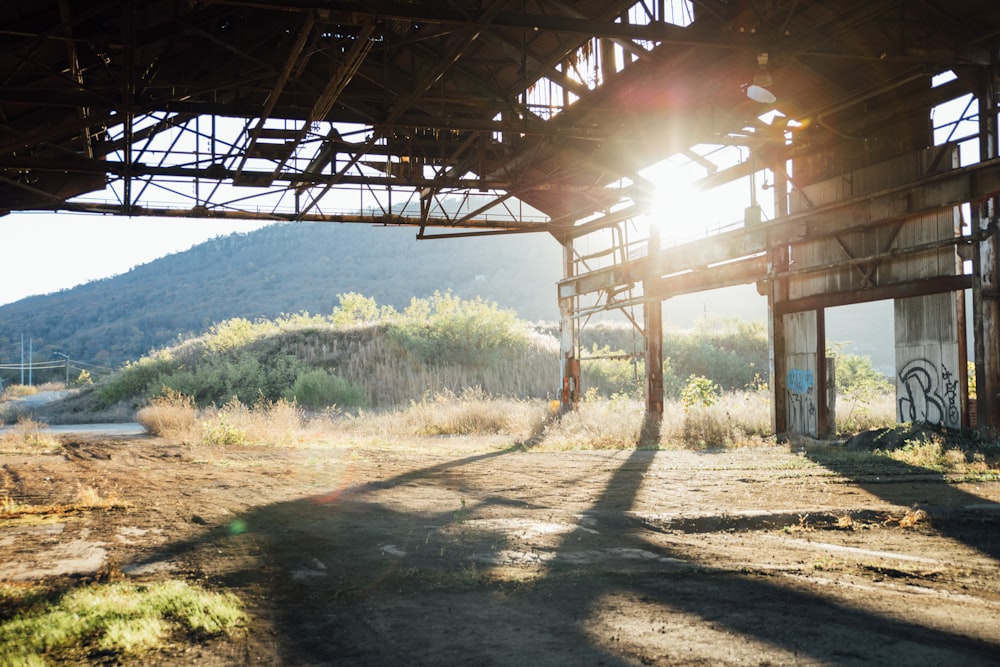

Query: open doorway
[825,301,895,434]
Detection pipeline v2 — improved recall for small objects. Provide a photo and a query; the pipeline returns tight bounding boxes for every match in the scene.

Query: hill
[1,213,905,385]
[0,221,564,374]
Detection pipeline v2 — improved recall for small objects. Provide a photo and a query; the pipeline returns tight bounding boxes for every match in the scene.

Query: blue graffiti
[786,368,814,395]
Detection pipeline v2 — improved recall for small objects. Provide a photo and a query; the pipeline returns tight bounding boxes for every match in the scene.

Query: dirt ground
[2,432,1000,666]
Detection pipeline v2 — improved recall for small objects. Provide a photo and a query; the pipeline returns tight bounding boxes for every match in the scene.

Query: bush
[665,319,768,393]
[330,292,396,326]
[388,291,531,368]
[580,345,644,398]
[96,355,179,407]
[681,375,718,410]
[136,389,199,439]
[833,352,892,397]
[287,370,367,410]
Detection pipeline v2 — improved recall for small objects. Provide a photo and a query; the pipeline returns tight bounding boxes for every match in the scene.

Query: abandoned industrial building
[1,0,999,435]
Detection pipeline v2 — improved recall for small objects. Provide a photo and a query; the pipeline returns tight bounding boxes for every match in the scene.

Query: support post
[644,301,664,412]
[642,227,663,443]
[767,155,790,436]
[974,60,1000,431]
[559,240,580,411]
[815,308,829,438]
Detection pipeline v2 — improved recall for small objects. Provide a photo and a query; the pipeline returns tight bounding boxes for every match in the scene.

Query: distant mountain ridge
[0,221,565,371]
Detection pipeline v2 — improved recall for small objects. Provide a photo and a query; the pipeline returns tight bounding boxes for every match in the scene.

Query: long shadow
[805,444,1000,560]
[129,426,1000,665]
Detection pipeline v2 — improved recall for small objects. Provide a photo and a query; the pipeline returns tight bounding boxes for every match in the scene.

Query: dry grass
[200,397,304,447]
[313,388,549,441]
[663,389,773,449]
[539,391,775,451]
[837,391,897,434]
[136,390,200,439]
[0,483,128,518]
[0,416,60,453]
[137,388,780,451]
[137,392,304,446]
[539,398,646,450]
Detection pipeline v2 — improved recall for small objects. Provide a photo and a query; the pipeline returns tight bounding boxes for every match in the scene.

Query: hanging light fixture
[746,52,776,104]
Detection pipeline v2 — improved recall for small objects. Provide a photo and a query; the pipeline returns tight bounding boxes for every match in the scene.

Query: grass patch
[0,417,60,454]
[0,579,245,664]
[874,434,1000,475]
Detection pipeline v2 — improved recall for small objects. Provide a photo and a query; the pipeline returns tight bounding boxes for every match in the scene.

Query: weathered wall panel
[787,147,961,301]
[783,310,818,436]
[894,292,963,428]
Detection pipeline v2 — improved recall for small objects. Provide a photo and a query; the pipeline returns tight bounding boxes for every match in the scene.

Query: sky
[0,212,275,307]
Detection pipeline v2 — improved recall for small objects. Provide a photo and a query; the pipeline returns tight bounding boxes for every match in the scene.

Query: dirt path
[2,436,1000,665]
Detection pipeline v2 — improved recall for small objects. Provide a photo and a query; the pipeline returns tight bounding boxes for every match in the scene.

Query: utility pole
[28,337,32,386]
[55,352,70,386]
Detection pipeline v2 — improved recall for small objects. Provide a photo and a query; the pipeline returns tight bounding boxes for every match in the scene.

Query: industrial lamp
[746,52,776,104]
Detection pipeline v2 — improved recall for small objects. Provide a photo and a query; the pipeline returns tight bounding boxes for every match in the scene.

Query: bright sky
[0,212,274,306]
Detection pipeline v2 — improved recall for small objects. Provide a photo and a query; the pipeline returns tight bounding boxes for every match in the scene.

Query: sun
[638,156,763,246]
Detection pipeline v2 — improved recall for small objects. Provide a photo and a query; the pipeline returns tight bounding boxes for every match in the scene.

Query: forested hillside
[0,221,563,373]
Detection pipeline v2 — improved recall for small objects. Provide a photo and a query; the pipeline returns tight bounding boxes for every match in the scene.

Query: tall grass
[137,381,902,451]
[0,416,60,453]
[137,393,304,446]
[837,390,897,434]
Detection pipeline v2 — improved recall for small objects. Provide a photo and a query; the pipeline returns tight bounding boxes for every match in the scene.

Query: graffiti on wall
[786,368,816,435]
[898,359,960,428]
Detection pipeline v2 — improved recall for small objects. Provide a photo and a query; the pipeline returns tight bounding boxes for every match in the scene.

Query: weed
[0,417,59,453]
[453,498,468,525]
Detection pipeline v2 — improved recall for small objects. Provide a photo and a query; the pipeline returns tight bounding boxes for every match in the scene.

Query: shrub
[0,384,38,400]
[833,351,892,397]
[681,375,718,410]
[202,317,271,354]
[136,389,199,439]
[580,345,644,398]
[388,291,531,368]
[830,350,895,434]
[287,370,367,410]
[665,319,768,393]
[330,292,396,326]
[97,355,178,407]
[202,398,252,446]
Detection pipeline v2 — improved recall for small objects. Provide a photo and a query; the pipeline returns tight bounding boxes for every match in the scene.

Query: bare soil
[2,433,1000,666]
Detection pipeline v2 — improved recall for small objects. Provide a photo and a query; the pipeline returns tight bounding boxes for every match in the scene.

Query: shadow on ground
[129,431,1000,666]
